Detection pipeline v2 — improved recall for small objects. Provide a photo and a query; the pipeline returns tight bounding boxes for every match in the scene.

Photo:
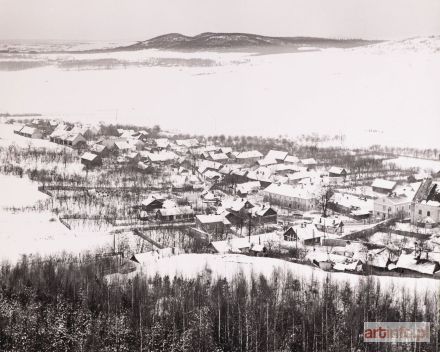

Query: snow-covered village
[3,116,440,278]
[2,0,440,350]
[1,113,440,349]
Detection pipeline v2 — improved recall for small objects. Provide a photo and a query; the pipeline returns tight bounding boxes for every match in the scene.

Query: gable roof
[157,206,194,216]
[284,155,300,164]
[300,158,317,166]
[196,214,231,225]
[257,158,277,166]
[210,232,279,254]
[266,150,288,161]
[90,144,107,153]
[395,253,438,275]
[251,204,277,217]
[141,194,166,207]
[372,179,396,191]
[154,138,170,148]
[263,183,316,200]
[236,150,263,159]
[81,152,99,161]
[21,126,41,135]
[328,166,347,175]
[209,152,228,161]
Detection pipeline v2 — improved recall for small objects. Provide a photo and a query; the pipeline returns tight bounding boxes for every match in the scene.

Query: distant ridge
[111,32,375,52]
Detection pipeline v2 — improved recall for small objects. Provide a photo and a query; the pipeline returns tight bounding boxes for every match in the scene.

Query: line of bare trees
[0,255,439,351]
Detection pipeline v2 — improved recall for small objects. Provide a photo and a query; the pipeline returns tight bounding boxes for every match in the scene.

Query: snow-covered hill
[355,36,440,54]
[121,32,371,51]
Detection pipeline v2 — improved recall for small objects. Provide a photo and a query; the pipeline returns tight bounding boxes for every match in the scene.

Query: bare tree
[317,185,334,218]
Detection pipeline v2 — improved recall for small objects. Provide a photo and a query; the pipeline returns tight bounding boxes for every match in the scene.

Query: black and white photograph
[0,0,440,351]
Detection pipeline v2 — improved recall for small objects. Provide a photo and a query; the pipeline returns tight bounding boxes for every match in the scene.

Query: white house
[373,183,421,220]
[262,183,316,211]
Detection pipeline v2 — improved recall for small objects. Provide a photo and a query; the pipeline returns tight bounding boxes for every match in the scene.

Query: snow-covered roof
[328,166,347,175]
[220,147,232,154]
[218,164,243,174]
[367,248,391,268]
[203,170,222,180]
[236,150,263,159]
[331,192,373,212]
[300,158,317,165]
[146,151,178,162]
[371,178,396,190]
[251,204,276,217]
[21,126,40,135]
[90,144,106,153]
[127,151,139,159]
[306,251,347,264]
[284,155,300,164]
[81,152,99,161]
[266,150,288,161]
[236,181,261,194]
[141,194,166,206]
[196,214,231,225]
[284,224,320,241]
[158,206,194,216]
[115,141,131,150]
[138,161,152,170]
[263,183,316,200]
[395,253,437,275]
[176,138,199,147]
[209,152,228,161]
[197,160,223,171]
[420,200,440,207]
[257,158,277,166]
[154,138,170,148]
[211,232,279,254]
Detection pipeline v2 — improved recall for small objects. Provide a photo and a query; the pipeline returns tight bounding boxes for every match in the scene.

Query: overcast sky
[1,0,440,41]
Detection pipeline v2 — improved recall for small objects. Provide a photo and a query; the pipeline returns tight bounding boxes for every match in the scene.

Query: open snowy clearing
[108,253,440,296]
[384,156,440,173]
[0,174,49,208]
[0,174,113,263]
[0,210,113,263]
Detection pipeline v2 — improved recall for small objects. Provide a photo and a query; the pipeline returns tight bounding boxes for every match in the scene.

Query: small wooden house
[90,144,110,157]
[81,152,102,168]
[156,207,195,222]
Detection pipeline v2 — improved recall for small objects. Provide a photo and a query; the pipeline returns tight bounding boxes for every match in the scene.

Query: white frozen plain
[0,37,439,148]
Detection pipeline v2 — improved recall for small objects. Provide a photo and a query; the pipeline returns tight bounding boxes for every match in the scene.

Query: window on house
[419,210,422,215]
[427,211,431,217]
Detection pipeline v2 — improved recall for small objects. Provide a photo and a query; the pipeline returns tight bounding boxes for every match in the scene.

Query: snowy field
[0,123,68,150]
[108,253,440,296]
[0,37,439,148]
[384,156,440,173]
[0,174,113,263]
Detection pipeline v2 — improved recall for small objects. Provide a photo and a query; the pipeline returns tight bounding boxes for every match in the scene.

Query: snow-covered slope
[355,36,440,54]
[107,253,440,297]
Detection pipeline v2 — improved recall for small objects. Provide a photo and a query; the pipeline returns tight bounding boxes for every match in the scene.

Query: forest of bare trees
[0,255,439,351]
